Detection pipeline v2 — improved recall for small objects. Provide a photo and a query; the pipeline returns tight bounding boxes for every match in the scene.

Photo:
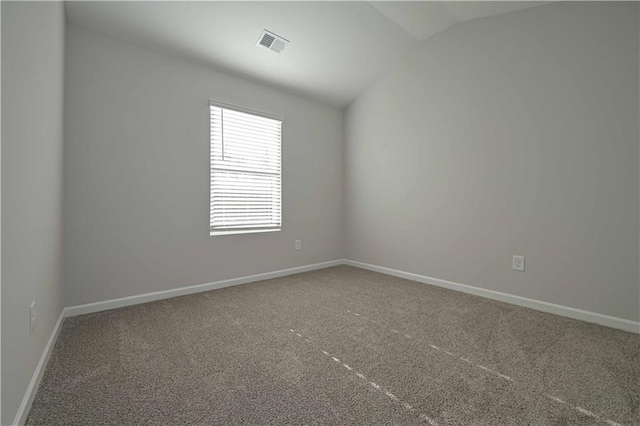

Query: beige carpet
[27,266,639,425]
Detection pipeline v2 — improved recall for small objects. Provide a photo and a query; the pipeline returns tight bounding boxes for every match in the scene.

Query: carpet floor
[27,265,639,425]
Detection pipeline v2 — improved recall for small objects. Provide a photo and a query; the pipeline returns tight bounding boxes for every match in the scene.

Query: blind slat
[213,128,281,144]
[213,121,282,137]
[213,143,281,157]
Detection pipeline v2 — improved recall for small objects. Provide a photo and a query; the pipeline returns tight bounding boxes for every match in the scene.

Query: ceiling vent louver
[256,30,289,53]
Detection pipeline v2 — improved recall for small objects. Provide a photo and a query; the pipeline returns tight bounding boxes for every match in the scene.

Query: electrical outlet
[30,301,36,334]
[295,240,301,250]
[512,255,525,272]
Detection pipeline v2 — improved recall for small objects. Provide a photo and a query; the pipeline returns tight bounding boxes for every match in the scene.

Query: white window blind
[210,102,282,235]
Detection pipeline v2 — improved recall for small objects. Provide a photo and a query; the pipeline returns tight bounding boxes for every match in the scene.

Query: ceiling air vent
[256,30,289,53]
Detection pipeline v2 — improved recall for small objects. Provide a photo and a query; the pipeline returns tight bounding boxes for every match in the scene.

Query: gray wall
[64,25,344,307]
[344,1,640,322]
[1,2,66,424]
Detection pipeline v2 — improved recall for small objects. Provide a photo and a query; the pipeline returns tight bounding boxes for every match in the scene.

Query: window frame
[209,100,283,237]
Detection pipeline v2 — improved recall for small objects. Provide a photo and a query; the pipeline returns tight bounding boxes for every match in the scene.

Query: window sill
[210,228,281,237]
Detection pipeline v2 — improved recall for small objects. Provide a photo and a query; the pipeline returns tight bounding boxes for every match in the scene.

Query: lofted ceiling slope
[65,2,550,108]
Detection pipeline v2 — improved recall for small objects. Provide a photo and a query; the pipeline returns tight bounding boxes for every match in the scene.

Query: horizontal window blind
[210,103,282,235]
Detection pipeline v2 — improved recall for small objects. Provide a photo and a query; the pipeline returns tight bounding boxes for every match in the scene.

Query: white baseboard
[65,260,343,317]
[343,259,640,334]
[62,257,640,331]
[13,308,67,426]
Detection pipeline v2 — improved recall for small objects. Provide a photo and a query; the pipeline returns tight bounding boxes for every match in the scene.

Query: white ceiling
[369,1,547,41]
[65,2,549,108]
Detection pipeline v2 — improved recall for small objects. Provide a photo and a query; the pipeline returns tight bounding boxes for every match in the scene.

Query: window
[209,102,282,236]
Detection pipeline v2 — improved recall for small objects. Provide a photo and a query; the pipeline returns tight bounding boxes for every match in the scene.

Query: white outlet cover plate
[512,255,525,272]
[30,301,36,333]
